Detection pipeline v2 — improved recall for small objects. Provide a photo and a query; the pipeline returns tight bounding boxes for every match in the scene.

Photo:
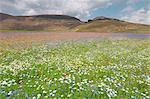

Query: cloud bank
[121,0,150,25]
[0,0,150,24]
[121,8,150,25]
[0,0,112,19]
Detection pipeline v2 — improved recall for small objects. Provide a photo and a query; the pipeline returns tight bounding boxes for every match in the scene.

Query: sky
[0,0,150,24]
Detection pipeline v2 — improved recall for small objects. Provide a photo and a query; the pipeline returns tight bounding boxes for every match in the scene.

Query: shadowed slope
[0,13,82,31]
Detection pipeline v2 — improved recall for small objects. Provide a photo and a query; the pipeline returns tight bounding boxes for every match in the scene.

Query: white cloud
[121,8,150,25]
[0,0,113,20]
[25,9,37,15]
[121,0,150,25]
[121,6,134,13]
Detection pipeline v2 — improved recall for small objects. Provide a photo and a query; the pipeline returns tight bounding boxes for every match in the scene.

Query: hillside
[74,16,150,33]
[0,13,150,33]
[0,13,82,31]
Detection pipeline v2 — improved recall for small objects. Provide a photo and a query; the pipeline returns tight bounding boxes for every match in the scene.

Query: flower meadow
[0,38,150,99]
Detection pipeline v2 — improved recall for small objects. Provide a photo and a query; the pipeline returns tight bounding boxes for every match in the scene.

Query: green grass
[0,38,150,98]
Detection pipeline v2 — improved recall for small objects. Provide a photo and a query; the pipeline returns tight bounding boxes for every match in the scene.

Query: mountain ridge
[0,13,81,21]
[0,13,150,33]
[0,13,82,31]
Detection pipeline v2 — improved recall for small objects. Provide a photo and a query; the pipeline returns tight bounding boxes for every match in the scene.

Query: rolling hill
[0,13,150,33]
[0,13,83,31]
[74,17,150,33]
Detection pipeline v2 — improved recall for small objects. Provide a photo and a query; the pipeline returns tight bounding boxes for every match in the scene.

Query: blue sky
[0,0,150,24]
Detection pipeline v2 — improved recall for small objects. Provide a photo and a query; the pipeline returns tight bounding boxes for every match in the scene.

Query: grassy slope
[74,20,150,33]
[1,20,149,33]
[0,13,82,32]
[0,19,81,32]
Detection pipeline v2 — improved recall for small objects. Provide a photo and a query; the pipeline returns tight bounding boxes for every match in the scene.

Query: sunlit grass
[0,38,150,98]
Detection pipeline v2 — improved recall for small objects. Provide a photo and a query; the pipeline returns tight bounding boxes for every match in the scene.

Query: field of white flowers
[0,38,150,98]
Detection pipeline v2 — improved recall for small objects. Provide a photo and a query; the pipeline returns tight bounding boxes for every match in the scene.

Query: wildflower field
[0,35,150,98]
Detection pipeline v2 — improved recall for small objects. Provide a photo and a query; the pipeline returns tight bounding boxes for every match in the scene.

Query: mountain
[0,13,150,33]
[74,16,150,33]
[0,13,13,21]
[0,13,82,31]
